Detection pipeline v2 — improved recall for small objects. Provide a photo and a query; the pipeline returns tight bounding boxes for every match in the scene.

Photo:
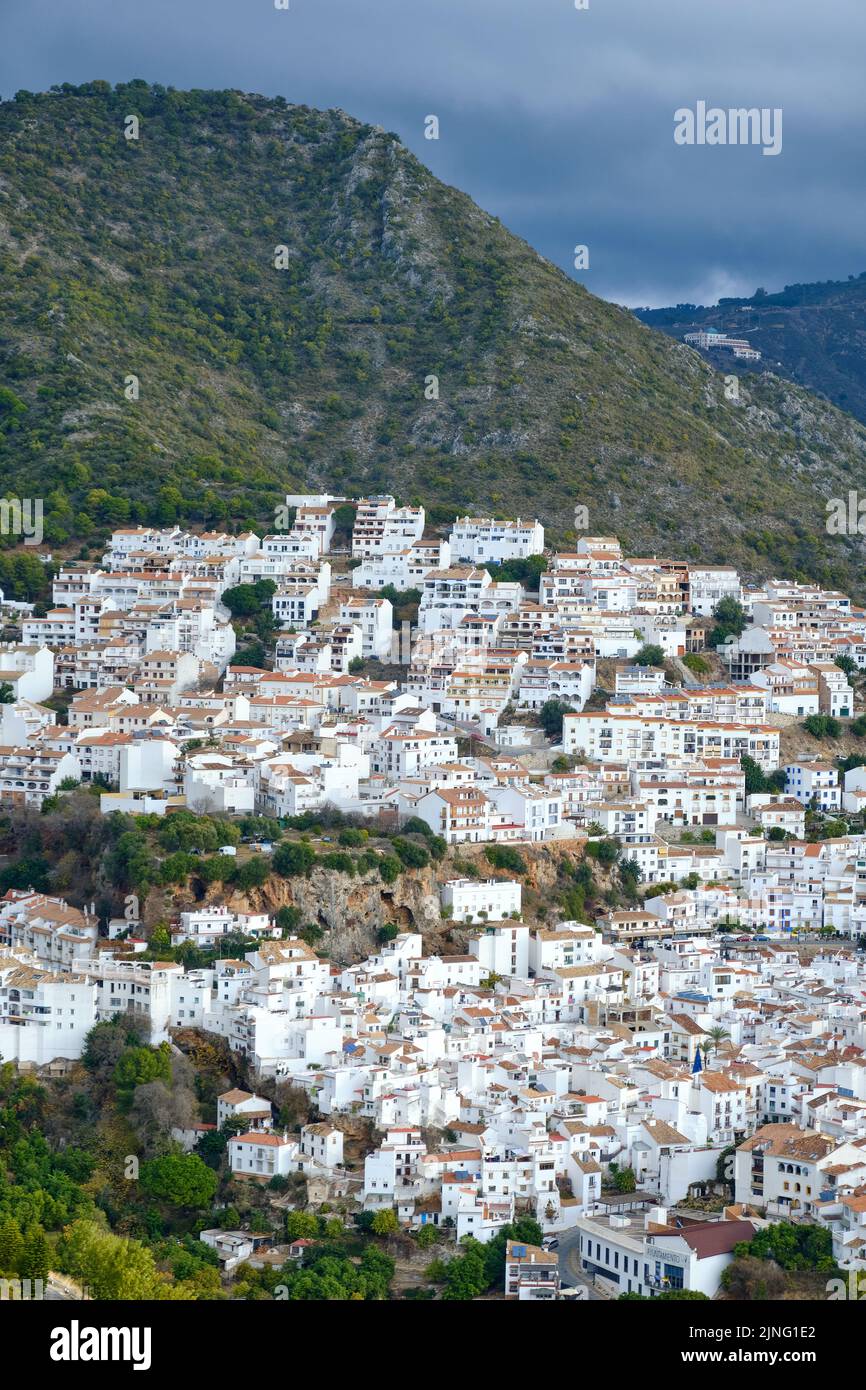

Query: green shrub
[483,845,527,875]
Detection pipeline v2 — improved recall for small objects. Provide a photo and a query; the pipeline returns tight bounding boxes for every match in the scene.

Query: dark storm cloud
[2,0,864,306]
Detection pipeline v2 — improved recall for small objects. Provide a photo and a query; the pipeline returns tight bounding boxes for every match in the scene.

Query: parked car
[542,1236,559,1251]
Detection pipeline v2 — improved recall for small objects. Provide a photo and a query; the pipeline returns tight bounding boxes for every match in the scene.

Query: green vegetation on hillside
[637,273,866,425]
[1,83,866,589]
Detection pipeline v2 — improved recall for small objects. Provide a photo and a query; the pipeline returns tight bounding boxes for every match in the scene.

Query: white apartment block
[469,923,530,978]
[449,517,544,565]
[441,877,522,923]
[352,496,425,558]
[338,597,393,660]
[0,955,98,1065]
[564,711,779,771]
[688,566,742,617]
[784,760,841,812]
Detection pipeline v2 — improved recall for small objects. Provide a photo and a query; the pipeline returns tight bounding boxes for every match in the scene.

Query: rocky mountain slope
[636,274,866,428]
[1,82,865,589]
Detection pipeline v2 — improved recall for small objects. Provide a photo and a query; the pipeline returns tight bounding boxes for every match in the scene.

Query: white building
[352,496,425,558]
[784,760,840,813]
[228,1130,300,1180]
[449,517,544,566]
[441,878,522,924]
[576,1209,756,1298]
[469,922,530,979]
[688,567,742,618]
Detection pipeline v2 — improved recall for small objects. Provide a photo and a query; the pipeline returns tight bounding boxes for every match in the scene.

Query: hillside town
[2,494,866,1299]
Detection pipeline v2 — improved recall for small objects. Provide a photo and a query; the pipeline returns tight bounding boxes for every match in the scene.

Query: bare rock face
[219,862,444,965]
[146,839,603,967]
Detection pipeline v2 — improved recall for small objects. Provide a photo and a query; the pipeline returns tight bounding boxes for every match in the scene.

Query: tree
[634,644,665,667]
[19,1228,49,1283]
[424,1257,449,1284]
[416,1223,438,1249]
[232,856,271,891]
[484,556,547,589]
[130,1079,198,1157]
[274,1081,310,1131]
[703,1025,730,1060]
[285,1210,318,1240]
[741,754,786,796]
[378,855,401,884]
[82,1018,139,1075]
[275,905,302,936]
[140,1153,218,1209]
[585,837,620,867]
[613,1166,637,1193]
[57,1220,162,1300]
[618,857,641,895]
[722,1254,788,1301]
[484,845,527,874]
[272,841,315,878]
[0,682,15,704]
[539,699,575,740]
[481,1217,543,1289]
[0,1216,23,1273]
[708,597,747,648]
[221,580,276,619]
[113,1042,173,1108]
[371,1208,399,1237]
[716,1145,737,1189]
[442,1238,488,1300]
[734,1221,837,1273]
[804,714,841,739]
[390,836,428,869]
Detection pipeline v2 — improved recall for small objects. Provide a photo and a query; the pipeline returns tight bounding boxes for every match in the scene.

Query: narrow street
[557,1230,606,1301]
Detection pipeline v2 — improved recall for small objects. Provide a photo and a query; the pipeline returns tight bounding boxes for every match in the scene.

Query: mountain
[1,81,866,590]
[635,275,866,426]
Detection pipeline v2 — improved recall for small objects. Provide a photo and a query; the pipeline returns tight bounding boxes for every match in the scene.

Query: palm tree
[703,1026,730,1062]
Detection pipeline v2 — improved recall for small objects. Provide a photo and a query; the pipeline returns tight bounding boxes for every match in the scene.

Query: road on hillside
[557,1229,605,1301]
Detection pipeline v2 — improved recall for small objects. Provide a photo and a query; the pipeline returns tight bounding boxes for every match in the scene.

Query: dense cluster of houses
[0,504,859,861]
[6,885,866,1295]
[2,499,866,1296]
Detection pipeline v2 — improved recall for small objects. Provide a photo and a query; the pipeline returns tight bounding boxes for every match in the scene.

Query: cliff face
[249,861,446,963]
[152,839,596,965]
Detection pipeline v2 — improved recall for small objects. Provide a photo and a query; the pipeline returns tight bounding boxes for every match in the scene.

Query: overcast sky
[2,0,864,306]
